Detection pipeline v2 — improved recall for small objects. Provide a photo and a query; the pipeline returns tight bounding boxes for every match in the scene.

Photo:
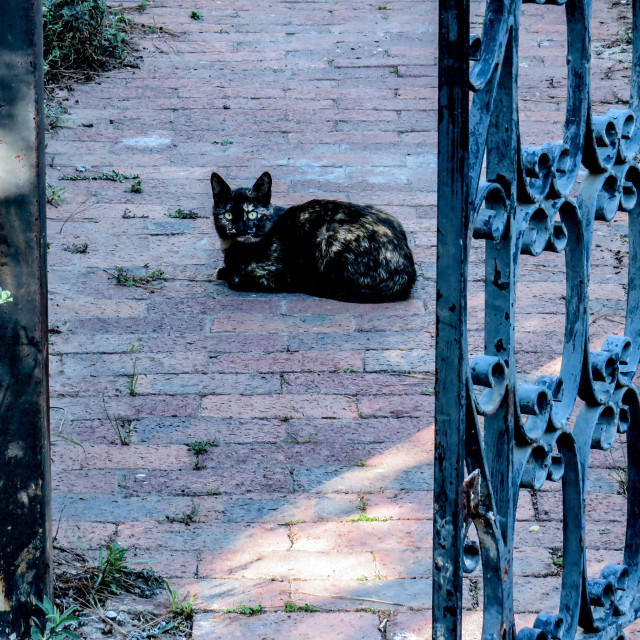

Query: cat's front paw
[216,267,228,281]
[226,274,243,290]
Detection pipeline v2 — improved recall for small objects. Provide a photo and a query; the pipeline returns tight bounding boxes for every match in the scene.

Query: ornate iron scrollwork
[435,0,640,638]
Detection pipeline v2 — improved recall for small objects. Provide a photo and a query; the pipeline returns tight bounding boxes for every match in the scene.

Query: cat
[210,171,416,303]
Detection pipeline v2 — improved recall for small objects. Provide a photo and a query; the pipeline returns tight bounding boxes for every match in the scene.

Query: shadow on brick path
[45,0,635,638]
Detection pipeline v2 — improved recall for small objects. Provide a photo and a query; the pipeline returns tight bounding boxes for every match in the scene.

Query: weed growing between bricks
[48,542,194,638]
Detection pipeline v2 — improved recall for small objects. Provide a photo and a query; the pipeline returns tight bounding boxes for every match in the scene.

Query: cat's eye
[247,211,257,220]
[224,212,233,220]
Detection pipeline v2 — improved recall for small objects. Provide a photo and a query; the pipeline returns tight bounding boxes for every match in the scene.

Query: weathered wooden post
[0,0,52,636]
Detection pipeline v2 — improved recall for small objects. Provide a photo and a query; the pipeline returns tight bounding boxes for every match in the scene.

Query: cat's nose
[236,221,247,234]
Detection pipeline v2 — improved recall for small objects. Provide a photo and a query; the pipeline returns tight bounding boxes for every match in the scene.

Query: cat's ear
[210,172,231,207]
[252,172,272,204]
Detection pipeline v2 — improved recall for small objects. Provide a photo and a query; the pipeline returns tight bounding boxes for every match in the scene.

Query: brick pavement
[46,0,636,638]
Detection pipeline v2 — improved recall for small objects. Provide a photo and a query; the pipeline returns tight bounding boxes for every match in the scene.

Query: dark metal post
[433,0,469,637]
[0,0,52,635]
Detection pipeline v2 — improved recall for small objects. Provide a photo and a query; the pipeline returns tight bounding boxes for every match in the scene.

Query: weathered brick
[201,394,358,419]
[193,612,381,640]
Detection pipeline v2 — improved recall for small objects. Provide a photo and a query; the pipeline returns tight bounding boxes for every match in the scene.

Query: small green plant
[112,265,166,287]
[349,512,387,522]
[187,438,220,469]
[213,138,233,146]
[277,519,303,526]
[336,367,359,373]
[187,439,220,456]
[128,179,143,193]
[378,5,389,9]
[389,66,399,76]
[102,396,134,445]
[284,600,317,612]
[60,169,140,182]
[165,580,195,618]
[421,387,435,396]
[356,575,368,582]
[206,487,222,495]
[215,27,229,34]
[137,0,149,9]
[224,603,262,615]
[166,504,200,525]
[165,207,200,219]
[45,103,66,128]
[62,242,89,254]
[46,182,66,207]
[30,596,80,640]
[93,542,132,595]
[122,208,149,219]
[127,344,142,396]
[190,10,202,20]
[0,288,13,304]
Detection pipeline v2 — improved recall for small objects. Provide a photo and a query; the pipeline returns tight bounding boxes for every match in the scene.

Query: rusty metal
[0,0,52,635]
[435,0,640,637]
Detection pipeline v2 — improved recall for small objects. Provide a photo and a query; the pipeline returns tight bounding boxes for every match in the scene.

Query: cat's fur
[211,171,416,303]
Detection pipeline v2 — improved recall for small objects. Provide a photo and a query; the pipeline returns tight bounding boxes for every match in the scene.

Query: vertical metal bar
[433,0,469,637]
[0,0,52,635]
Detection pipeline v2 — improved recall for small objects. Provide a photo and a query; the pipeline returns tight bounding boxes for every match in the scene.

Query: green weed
[389,66,399,75]
[349,513,387,522]
[60,169,140,182]
[112,265,166,287]
[165,580,195,618]
[46,182,66,207]
[165,207,200,219]
[128,179,143,193]
[30,596,80,640]
[224,604,262,615]
[284,601,317,612]
[93,542,133,595]
[127,344,142,396]
[213,139,233,146]
[166,505,200,526]
[45,103,66,129]
[191,10,202,20]
[62,242,89,254]
[102,396,133,445]
[187,439,220,456]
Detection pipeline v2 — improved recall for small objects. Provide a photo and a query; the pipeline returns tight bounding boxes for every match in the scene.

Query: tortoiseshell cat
[211,172,416,303]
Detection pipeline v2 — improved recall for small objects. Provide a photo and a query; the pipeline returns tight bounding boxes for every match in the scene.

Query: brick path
[46,0,636,638]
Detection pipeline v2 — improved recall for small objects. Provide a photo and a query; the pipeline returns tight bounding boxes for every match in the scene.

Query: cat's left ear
[252,172,272,205]
[211,172,231,207]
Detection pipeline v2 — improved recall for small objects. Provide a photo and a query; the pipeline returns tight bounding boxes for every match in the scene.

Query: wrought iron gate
[434,0,640,638]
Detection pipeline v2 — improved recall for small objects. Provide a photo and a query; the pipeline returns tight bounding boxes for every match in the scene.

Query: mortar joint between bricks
[530,489,541,521]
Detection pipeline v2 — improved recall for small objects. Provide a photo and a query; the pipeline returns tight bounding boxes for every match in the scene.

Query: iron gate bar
[434,0,640,638]
[0,0,52,636]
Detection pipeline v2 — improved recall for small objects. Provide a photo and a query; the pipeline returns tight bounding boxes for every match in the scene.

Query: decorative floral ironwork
[435,0,640,638]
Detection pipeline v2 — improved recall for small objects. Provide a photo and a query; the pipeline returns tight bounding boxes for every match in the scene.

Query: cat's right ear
[210,172,231,207]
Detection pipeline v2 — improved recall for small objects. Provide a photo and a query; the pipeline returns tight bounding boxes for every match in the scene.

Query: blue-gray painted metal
[435,0,640,637]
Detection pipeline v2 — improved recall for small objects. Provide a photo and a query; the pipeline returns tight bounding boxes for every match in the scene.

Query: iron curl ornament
[434,0,640,638]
